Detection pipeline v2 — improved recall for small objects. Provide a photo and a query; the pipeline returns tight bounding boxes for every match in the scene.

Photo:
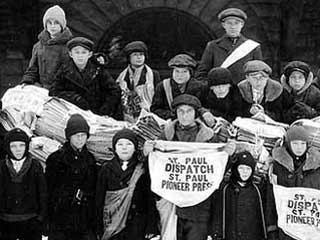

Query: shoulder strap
[163,78,173,110]
[221,39,260,68]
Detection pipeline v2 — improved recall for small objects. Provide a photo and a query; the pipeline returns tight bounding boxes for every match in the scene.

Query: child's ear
[68,51,73,58]
[88,51,93,58]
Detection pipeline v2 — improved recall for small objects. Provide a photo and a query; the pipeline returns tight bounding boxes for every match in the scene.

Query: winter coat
[202,85,242,122]
[150,78,206,120]
[160,119,218,222]
[269,146,320,240]
[45,142,97,233]
[237,78,295,123]
[49,59,121,118]
[281,74,320,122]
[0,156,47,222]
[195,34,263,84]
[211,180,272,240]
[21,28,73,89]
[95,155,158,239]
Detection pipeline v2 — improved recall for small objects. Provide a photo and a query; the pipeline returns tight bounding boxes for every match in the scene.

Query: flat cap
[172,94,202,110]
[244,60,272,75]
[67,37,94,51]
[218,8,247,22]
[168,54,197,69]
[283,61,310,78]
[123,41,148,56]
[208,67,232,86]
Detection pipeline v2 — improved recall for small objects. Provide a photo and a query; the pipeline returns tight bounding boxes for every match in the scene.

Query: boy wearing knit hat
[21,5,73,89]
[237,60,295,123]
[195,7,262,84]
[0,128,47,240]
[202,67,242,122]
[281,60,320,122]
[49,36,121,118]
[116,41,161,123]
[46,114,97,239]
[210,151,277,240]
[269,125,320,239]
[96,128,159,240]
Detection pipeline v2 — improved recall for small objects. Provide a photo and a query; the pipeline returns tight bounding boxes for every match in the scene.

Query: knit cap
[208,67,232,87]
[112,129,139,150]
[5,128,30,160]
[43,5,66,29]
[172,94,202,111]
[231,151,256,182]
[65,114,90,139]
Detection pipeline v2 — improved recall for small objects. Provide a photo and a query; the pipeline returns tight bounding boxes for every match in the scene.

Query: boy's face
[173,67,191,84]
[210,84,231,98]
[289,71,306,91]
[46,19,62,38]
[10,141,26,160]
[247,72,268,91]
[177,104,196,126]
[290,140,307,156]
[69,46,93,69]
[222,18,244,38]
[237,164,253,182]
[70,132,88,151]
[130,52,145,68]
[115,138,135,161]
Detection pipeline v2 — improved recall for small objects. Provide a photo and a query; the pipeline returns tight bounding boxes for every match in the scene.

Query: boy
[49,37,121,118]
[196,8,262,84]
[0,128,47,240]
[21,5,73,89]
[210,151,276,240]
[46,114,97,240]
[116,41,161,122]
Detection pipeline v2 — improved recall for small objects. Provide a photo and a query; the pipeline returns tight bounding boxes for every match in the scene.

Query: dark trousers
[0,218,42,240]
[177,217,208,240]
[48,230,95,240]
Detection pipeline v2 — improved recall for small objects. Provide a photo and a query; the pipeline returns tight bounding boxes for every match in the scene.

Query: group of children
[1,3,320,240]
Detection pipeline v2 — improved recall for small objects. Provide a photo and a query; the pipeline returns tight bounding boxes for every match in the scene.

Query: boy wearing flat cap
[116,41,161,123]
[196,7,262,85]
[151,54,216,126]
[50,37,121,118]
[202,67,242,122]
[237,60,294,123]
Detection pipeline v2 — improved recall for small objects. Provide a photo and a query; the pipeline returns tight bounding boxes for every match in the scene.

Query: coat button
[288,174,293,179]
[131,204,136,209]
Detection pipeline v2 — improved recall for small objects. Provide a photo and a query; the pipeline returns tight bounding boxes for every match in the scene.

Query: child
[46,114,97,239]
[270,125,320,240]
[144,94,235,240]
[281,61,320,122]
[210,151,276,240]
[21,5,73,89]
[237,60,294,123]
[202,67,242,122]
[0,128,47,240]
[49,37,121,118]
[96,129,158,240]
[150,54,215,126]
[116,41,161,122]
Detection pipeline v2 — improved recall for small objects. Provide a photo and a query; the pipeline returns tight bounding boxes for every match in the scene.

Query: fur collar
[272,146,320,172]
[163,119,214,142]
[38,27,73,45]
[237,78,283,103]
[281,72,313,95]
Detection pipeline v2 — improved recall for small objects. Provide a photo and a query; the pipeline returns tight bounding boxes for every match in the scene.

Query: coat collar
[272,146,320,172]
[38,27,73,45]
[237,78,283,103]
[163,119,214,142]
[216,34,248,51]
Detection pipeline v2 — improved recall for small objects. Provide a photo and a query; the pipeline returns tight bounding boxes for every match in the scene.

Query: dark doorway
[96,7,214,78]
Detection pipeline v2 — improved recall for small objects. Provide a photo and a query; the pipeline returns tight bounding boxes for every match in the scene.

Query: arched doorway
[96,7,214,77]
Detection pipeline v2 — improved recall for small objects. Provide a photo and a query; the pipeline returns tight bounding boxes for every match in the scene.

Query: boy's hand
[223,139,236,156]
[143,140,155,156]
[202,112,216,127]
